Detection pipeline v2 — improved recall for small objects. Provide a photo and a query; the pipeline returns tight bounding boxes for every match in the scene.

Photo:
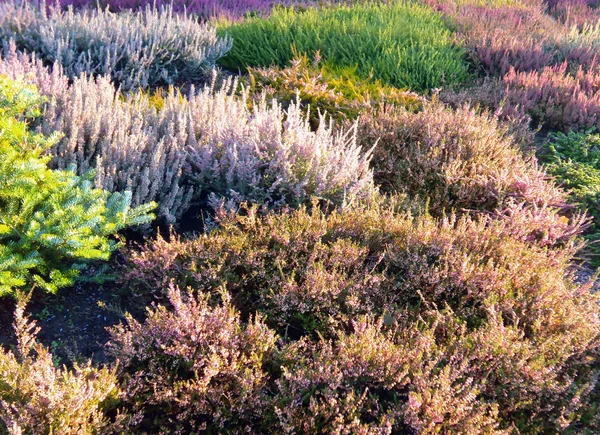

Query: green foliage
[219,1,469,92]
[0,76,155,297]
[245,53,425,127]
[543,129,600,263]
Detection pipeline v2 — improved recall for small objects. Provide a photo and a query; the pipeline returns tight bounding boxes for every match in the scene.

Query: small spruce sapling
[0,76,155,297]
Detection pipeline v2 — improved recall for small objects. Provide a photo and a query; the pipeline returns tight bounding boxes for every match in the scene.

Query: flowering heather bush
[448,4,558,76]
[0,294,131,434]
[0,1,231,90]
[0,48,374,223]
[271,315,504,434]
[60,0,292,20]
[548,0,600,27]
[219,2,469,92]
[125,203,595,341]
[356,102,583,247]
[502,63,600,131]
[120,204,600,431]
[108,286,277,433]
[183,88,375,213]
[438,1,600,78]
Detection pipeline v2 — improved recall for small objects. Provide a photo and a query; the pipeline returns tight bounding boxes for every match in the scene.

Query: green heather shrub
[0,294,131,434]
[0,76,155,296]
[356,102,584,247]
[219,2,469,92]
[0,1,231,90]
[123,202,592,339]
[107,286,278,433]
[246,54,425,126]
[542,129,600,262]
[119,203,600,432]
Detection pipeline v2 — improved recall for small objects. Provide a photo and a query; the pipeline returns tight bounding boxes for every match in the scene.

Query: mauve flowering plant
[0,46,375,224]
[108,285,277,433]
[117,202,600,432]
[0,294,135,434]
[502,63,600,131]
[356,102,585,247]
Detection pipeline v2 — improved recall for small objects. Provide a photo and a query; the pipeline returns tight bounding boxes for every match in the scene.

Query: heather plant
[270,315,504,434]
[60,0,294,19]
[120,203,600,431]
[183,86,375,212]
[0,293,132,434]
[548,0,600,27]
[502,63,600,131]
[219,2,469,92]
[447,4,559,76]
[0,49,375,224]
[355,102,583,247]
[0,1,231,90]
[438,1,600,78]
[246,54,425,126]
[0,75,155,296]
[555,22,600,71]
[107,285,278,433]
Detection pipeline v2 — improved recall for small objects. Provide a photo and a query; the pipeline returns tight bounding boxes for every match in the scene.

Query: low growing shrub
[437,2,600,77]
[120,203,600,432]
[356,102,582,247]
[219,2,469,92]
[502,63,600,131]
[0,48,375,224]
[0,1,231,90]
[548,0,600,27]
[448,3,558,76]
[60,0,294,19]
[0,293,132,434]
[270,314,505,434]
[0,75,154,296]
[107,286,277,433]
[123,202,586,341]
[246,54,425,126]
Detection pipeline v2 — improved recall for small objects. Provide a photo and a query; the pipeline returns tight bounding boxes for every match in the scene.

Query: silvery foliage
[0,0,232,90]
[0,47,376,224]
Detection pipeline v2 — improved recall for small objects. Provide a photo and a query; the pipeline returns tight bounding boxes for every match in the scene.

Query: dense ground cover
[1,0,600,433]
[218,1,470,92]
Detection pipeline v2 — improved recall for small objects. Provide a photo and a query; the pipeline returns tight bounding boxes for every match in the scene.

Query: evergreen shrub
[219,2,469,92]
[0,76,154,296]
[542,129,600,262]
